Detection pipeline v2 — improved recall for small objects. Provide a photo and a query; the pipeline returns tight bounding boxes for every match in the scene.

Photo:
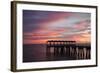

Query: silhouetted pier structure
[46,40,91,59]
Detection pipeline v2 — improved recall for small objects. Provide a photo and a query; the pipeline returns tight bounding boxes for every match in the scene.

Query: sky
[23,10,91,44]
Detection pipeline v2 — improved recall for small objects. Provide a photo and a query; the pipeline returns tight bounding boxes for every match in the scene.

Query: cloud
[23,10,91,44]
[23,10,72,33]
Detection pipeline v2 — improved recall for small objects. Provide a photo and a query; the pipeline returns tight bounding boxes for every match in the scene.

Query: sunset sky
[23,10,91,44]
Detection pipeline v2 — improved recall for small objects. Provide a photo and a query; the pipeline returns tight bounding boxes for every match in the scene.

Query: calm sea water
[23,44,90,62]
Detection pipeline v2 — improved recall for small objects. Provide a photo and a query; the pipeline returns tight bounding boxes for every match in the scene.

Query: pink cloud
[73,20,90,30]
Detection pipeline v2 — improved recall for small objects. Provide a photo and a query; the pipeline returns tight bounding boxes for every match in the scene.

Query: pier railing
[46,40,91,59]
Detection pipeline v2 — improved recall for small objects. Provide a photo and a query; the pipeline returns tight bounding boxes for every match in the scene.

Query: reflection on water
[23,44,91,62]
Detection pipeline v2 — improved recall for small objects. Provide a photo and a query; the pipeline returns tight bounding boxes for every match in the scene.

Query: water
[23,44,90,62]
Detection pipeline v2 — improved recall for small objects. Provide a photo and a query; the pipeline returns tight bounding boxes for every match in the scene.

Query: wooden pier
[46,40,91,59]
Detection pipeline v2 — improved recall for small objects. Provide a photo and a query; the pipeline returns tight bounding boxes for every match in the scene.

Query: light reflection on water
[23,44,91,62]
